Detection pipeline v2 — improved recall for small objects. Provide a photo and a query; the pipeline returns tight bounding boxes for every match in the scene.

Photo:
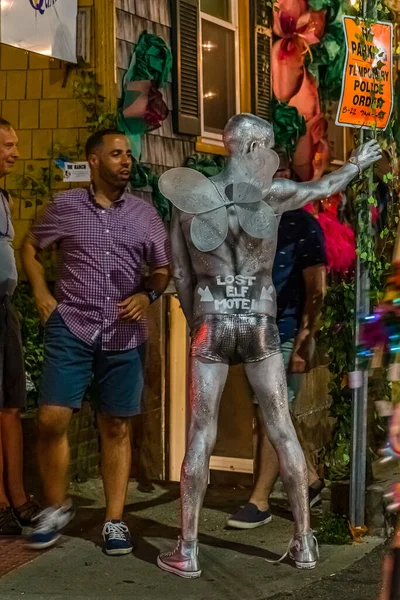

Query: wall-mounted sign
[0,0,77,63]
[63,162,90,183]
[336,16,393,130]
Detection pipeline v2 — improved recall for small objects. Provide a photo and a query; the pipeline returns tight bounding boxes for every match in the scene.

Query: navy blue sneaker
[26,500,75,550]
[227,502,272,529]
[102,520,133,556]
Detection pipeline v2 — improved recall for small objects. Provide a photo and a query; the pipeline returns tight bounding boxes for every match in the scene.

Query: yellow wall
[0,0,115,274]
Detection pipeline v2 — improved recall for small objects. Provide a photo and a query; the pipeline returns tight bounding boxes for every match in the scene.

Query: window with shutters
[171,0,270,155]
[198,0,240,148]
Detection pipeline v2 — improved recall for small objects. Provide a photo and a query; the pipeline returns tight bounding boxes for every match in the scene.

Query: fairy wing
[235,148,280,197]
[191,207,228,252]
[235,202,278,239]
[158,167,223,215]
[230,149,280,239]
[159,167,229,252]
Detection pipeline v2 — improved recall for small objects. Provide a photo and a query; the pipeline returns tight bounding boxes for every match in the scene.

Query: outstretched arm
[270,139,382,214]
[170,208,195,328]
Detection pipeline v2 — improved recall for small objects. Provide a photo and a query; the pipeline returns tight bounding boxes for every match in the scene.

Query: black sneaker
[14,498,42,527]
[0,506,23,536]
[227,502,272,529]
[309,479,325,508]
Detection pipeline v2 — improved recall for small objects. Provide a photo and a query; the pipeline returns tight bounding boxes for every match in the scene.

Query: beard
[98,163,128,190]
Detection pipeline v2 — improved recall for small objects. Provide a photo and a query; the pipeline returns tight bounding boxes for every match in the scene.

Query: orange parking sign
[336,16,393,130]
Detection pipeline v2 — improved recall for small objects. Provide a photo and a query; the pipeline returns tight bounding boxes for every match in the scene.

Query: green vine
[18,139,84,210]
[72,69,117,132]
[13,284,44,411]
[319,1,397,481]
[316,512,352,544]
[319,281,354,481]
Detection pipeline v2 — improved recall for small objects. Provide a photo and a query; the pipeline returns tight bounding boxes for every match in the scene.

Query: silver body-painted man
[157,114,381,578]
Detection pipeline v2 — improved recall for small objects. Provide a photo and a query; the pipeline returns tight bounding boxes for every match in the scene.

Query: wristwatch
[348,156,362,179]
[144,289,159,304]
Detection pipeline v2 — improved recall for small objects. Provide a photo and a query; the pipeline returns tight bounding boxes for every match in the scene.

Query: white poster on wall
[0,0,77,64]
[63,162,91,183]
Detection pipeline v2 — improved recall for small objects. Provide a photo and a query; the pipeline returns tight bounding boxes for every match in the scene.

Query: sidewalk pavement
[0,480,383,600]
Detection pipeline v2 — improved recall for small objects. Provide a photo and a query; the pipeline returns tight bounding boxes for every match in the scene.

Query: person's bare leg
[249,406,279,512]
[37,405,72,507]
[244,353,309,535]
[292,418,320,486]
[1,408,28,508]
[97,415,131,522]
[249,412,320,513]
[0,413,10,506]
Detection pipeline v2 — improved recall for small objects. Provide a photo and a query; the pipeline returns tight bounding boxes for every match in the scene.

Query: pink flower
[272,0,326,102]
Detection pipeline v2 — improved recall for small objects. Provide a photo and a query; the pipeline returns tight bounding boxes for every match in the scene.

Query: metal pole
[350,260,370,526]
[349,0,377,528]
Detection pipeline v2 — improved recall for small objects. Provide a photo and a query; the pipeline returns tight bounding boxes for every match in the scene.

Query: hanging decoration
[271,101,306,158]
[306,20,346,101]
[304,194,356,274]
[130,161,172,221]
[292,113,330,181]
[271,0,347,182]
[269,0,356,483]
[271,0,328,179]
[117,31,172,161]
[272,0,325,108]
[270,0,353,281]
[308,0,341,21]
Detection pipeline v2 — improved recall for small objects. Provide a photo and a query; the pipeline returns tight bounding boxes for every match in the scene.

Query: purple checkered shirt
[30,187,170,351]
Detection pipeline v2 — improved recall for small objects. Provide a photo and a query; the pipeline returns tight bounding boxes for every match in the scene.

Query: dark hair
[0,117,12,129]
[85,129,124,158]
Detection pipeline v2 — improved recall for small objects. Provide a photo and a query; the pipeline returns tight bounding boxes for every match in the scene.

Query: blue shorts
[39,310,145,417]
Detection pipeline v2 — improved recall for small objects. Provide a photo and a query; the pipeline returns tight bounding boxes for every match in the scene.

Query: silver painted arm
[170,207,195,328]
[270,139,382,214]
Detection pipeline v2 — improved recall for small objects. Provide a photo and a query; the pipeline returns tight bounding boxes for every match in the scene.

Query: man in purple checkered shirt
[22,129,171,555]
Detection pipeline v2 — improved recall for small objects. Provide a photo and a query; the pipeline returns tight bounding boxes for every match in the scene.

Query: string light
[202,42,216,51]
[203,92,217,99]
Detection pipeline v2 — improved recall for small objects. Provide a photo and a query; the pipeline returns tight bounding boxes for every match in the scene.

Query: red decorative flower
[272,0,326,103]
[144,82,168,130]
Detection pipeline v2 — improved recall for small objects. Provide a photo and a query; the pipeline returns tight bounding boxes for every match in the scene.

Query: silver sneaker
[289,532,319,569]
[157,537,201,579]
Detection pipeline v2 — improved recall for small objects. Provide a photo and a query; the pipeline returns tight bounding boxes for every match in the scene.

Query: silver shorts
[190,314,281,365]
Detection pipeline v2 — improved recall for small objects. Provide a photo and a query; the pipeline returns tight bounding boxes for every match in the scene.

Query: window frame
[197,0,241,150]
